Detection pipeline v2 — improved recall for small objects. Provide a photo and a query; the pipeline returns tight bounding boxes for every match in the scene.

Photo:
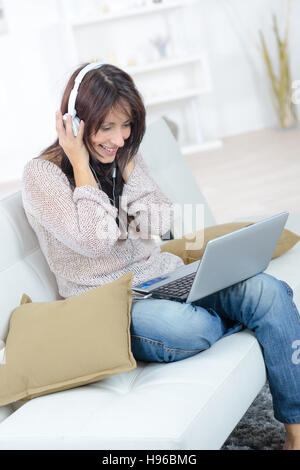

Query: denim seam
[131,334,205,355]
[274,413,300,424]
[281,280,300,324]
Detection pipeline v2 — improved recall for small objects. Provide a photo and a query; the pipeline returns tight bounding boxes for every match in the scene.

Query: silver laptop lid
[186,212,289,303]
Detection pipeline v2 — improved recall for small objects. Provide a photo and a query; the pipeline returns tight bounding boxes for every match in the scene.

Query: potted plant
[259,8,297,129]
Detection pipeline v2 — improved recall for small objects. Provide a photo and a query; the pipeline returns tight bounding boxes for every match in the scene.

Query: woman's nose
[111,128,125,147]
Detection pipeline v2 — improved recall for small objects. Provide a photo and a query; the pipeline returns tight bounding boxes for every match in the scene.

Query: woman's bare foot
[283,423,300,450]
[283,438,300,450]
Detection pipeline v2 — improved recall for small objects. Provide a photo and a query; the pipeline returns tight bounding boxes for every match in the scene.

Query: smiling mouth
[98,144,118,155]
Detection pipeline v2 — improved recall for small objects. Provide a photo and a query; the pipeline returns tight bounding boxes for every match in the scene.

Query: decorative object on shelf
[0,0,8,34]
[90,57,106,63]
[94,0,110,14]
[225,0,297,130]
[101,4,110,14]
[149,34,170,58]
[127,57,137,67]
[162,116,179,140]
[132,0,147,8]
[106,51,118,65]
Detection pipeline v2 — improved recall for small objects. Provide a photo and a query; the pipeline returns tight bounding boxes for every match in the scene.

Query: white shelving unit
[71,0,186,25]
[145,87,210,107]
[60,0,222,155]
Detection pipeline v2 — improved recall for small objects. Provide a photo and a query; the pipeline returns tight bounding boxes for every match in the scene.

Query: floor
[1,126,300,225]
[185,126,300,224]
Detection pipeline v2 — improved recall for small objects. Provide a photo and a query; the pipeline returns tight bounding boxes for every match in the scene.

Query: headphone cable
[89,162,135,265]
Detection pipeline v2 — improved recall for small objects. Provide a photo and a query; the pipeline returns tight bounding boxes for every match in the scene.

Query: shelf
[124,53,205,75]
[145,87,211,107]
[62,0,219,159]
[71,0,185,27]
[181,140,223,155]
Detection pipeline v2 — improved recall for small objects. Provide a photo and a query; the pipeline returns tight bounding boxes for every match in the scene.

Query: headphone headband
[68,61,106,116]
[64,61,106,136]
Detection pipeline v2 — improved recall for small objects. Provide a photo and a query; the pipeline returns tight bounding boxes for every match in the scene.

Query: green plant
[225,0,298,129]
[259,12,297,129]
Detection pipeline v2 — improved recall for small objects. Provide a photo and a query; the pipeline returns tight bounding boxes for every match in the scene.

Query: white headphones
[63,61,106,137]
[62,61,116,181]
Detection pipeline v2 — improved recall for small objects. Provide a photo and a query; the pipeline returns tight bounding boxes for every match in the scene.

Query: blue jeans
[130,272,300,424]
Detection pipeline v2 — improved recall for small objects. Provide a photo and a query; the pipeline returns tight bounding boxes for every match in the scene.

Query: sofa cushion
[160,222,300,264]
[0,272,136,407]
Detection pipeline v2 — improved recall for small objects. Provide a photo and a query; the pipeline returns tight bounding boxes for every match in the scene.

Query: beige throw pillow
[161,222,300,264]
[0,271,136,406]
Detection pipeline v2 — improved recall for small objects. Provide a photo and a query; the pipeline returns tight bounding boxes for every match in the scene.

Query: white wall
[0,0,72,182]
[0,0,299,182]
[199,0,300,138]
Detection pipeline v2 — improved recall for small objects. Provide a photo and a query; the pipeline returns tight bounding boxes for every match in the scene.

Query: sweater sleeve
[21,159,121,259]
[120,152,174,239]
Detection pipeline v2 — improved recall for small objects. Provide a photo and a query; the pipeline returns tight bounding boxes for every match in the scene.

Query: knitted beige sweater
[21,152,184,298]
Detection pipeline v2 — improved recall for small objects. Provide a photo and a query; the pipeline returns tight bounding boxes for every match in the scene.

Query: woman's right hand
[55,110,89,170]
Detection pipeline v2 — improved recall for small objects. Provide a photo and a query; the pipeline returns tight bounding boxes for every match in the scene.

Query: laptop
[132,212,289,303]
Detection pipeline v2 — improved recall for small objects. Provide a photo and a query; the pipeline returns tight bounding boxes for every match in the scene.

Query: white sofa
[0,119,300,450]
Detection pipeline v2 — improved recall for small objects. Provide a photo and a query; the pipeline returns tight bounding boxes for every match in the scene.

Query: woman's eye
[102,123,131,131]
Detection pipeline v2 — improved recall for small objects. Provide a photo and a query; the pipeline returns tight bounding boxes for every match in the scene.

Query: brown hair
[39,63,146,210]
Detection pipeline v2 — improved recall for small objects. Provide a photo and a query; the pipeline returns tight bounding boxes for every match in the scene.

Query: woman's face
[91,104,132,164]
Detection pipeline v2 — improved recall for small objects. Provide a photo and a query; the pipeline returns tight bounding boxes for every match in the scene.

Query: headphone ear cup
[72,116,81,137]
[62,113,80,137]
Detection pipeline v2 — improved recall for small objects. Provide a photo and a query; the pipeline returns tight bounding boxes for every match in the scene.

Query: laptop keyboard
[150,272,197,300]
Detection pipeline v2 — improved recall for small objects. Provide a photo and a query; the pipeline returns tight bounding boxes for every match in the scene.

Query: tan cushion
[0,272,136,406]
[161,222,300,264]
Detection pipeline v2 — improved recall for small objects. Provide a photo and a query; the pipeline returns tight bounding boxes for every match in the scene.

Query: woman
[22,62,300,450]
